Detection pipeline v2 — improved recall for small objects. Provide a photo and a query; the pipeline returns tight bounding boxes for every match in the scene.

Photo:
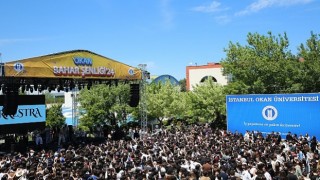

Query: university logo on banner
[262,105,278,121]
[14,63,24,72]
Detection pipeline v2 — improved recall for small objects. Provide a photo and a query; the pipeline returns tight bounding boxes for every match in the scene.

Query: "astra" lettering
[0,108,43,119]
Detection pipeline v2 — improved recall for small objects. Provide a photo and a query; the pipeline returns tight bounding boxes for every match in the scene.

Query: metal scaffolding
[71,88,78,127]
[138,64,148,134]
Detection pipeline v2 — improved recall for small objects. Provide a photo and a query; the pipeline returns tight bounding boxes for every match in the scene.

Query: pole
[0,53,3,77]
[72,88,78,127]
[72,90,74,127]
[138,64,148,135]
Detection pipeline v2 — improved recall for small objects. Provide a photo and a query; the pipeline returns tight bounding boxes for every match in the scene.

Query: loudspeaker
[129,84,140,107]
[2,93,18,116]
[2,85,19,116]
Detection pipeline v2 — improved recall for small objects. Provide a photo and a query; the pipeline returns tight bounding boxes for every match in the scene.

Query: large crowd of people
[0,124,320,180]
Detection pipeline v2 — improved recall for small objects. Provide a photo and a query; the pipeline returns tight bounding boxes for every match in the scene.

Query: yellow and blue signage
[4,50,142,80]
[227,93,320,137]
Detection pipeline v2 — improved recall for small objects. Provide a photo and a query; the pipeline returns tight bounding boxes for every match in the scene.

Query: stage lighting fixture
[48,86,52,92]
[26,84,31,91]
[57,85,63,92]
[87,81,92,90]
[78,84,82,90]
[34,83,38,91]
[42,84,47,90]
[21,85,25,93]
[70,81,75,90]
[106,81,111,87]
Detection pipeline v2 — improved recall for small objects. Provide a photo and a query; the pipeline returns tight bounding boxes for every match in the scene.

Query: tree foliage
[223,81,249,95]
[179,78,187,92]
[297,32,320,92]
[77,83,132,128]
[146,81,185,125]
[186,79,226,124]
[45,92,64,104]
[46,104,65,128]
[221,32,301,94]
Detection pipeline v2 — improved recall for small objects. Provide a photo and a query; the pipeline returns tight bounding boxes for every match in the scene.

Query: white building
[186,62,228,91]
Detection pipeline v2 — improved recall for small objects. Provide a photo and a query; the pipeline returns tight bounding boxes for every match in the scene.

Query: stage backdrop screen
[227,93,320,138]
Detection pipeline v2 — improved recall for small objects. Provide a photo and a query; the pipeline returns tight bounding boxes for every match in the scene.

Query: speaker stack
[129,84,140,107]
[2,84,19,116]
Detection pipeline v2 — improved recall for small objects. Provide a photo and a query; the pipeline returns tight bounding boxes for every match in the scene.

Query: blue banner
[227,93,320,138]
[0,105,46,125]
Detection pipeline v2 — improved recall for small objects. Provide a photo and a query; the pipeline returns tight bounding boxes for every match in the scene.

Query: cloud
[0,38,30,46]
[214,15,232,24]
[236,0,314,16]
[192,1,228,13]
[0,37,51,46]
[160,0,174,29]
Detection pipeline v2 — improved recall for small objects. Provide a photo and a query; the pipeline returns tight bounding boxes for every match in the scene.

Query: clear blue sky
[0,0,319,80]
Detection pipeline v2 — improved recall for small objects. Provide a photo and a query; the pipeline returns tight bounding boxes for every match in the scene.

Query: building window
[200,76,217,83]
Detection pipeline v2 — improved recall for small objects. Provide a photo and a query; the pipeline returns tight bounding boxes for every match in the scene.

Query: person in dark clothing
[276,132,281,144]
[133,128,140,139]
[286,132,293,142]
[219,166,228,180]
[310,136,317,152]
[287,167,298,180]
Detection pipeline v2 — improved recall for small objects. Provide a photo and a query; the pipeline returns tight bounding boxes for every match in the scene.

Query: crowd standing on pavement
[0,123,320,180]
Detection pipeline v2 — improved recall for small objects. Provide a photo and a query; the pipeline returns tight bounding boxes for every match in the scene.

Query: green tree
[223,81,249,95]
[146,81,183,126]
[45,92,56,104]
[45,92,64,104]
[297,32,320,92]
[179,78,187,92]
[186,79,226,125]
[221,32,299,94]
[78,83,132,129]
[170,91,190,121]
[46,104,65,128]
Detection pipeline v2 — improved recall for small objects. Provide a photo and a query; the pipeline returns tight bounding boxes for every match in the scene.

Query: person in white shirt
[270,156,277,172]
[180,160,190,171]
[244,131,251,142]
[250,166,257,180]
[263,165,272,180]
[241,163,253,180]
[305,134,310,142]
[264,171,272,180]
[276,153,285,165]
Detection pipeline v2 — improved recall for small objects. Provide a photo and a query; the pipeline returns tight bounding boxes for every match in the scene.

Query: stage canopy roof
[3,50,142,80]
